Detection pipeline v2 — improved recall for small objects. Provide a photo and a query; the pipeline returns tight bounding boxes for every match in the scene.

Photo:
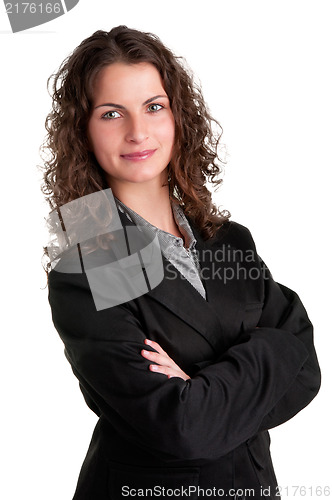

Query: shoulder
[208,220,258,253]
[48,261,143,344]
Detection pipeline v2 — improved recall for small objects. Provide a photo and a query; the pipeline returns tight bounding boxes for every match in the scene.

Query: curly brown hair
[41,25,230,245]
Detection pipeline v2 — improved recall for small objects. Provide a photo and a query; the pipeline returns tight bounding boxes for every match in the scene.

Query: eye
[147,103,164,113]
[101,110,121,120]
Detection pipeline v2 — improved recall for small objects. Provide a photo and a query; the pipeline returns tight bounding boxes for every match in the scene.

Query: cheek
[87,121,102,154]
[88,124,118,156]
[158,116,175,149]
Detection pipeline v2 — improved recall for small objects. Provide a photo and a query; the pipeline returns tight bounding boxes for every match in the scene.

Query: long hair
[41,26,230,252]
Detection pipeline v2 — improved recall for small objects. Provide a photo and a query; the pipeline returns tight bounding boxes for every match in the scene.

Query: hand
[141,339,190,381]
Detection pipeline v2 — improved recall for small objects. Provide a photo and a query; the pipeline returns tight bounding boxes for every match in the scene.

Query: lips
[120,149,156,161]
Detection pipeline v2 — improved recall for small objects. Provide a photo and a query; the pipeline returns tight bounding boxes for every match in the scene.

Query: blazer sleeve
[48,253,320,463]
[253,260,321,431]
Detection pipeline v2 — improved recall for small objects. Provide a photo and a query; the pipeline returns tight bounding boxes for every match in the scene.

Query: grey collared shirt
[114,197,206,299]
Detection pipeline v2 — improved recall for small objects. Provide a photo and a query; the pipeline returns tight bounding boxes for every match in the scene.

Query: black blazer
[48,213,321,500]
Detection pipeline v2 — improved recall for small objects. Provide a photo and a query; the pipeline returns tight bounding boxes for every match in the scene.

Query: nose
[125,114,149,144]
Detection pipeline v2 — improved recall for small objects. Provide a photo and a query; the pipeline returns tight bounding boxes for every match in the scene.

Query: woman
[43,26,321,499]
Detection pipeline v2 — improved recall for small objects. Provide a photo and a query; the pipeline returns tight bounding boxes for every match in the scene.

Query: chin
[129,169,168,185]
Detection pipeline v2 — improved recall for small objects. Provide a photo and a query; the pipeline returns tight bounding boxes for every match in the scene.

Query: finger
[149,364,187,380]
[142,341,190,379]
[141,349,173,368]
[144,339,169,357]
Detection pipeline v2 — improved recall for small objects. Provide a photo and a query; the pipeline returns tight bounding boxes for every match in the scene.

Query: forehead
[91,62,166,102]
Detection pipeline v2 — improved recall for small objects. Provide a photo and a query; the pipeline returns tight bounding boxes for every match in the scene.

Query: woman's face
[87,62,175,192]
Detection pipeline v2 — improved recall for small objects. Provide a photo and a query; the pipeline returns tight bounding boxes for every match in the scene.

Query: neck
[110,178,181,237]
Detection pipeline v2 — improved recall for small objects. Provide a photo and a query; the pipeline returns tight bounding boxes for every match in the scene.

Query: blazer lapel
[117,209,247,355]
[148,255,224,352]
[193,222,247,352]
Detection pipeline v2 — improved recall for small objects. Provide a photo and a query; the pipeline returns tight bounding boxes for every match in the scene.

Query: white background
[1,1,331,498]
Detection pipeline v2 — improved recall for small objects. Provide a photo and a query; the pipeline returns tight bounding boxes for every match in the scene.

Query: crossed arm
[141,260,321,435]
[49,255,320,461]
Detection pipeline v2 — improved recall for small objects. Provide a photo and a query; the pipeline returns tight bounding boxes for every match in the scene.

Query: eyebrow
[94,94,169,110]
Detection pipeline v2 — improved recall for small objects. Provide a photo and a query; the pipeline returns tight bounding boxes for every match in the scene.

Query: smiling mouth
[120,149,156,161]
